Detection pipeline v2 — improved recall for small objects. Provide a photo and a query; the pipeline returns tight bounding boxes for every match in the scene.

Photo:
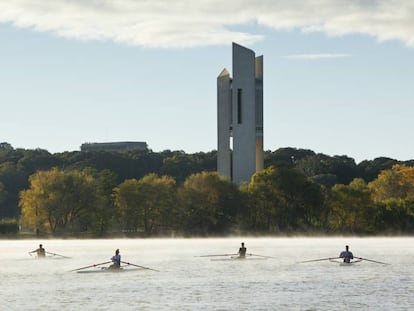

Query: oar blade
[46,251,71,258]
[121,261,160,272]
[248,253,277,259]
[355,257,389,265]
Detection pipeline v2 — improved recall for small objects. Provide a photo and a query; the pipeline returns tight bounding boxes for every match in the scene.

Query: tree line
[1,142,414,236]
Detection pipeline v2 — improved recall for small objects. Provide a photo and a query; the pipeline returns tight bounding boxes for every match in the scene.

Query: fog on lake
[1,237,413,310]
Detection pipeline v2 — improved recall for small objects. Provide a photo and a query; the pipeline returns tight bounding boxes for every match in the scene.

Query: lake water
[1,237,413,310]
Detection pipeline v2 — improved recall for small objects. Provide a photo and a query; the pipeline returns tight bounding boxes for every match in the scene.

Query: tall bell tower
[217,43,263,184]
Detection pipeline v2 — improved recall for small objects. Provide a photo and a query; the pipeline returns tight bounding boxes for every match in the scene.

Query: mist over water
[1,237,413,310]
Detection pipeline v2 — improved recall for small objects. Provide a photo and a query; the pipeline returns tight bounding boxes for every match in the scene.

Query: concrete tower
[217,43,263,184]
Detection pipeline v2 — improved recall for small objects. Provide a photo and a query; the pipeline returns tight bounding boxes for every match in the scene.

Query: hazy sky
[1,0,413,163]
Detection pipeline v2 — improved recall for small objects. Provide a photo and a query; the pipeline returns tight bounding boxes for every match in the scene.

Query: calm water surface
[1,237,413,310]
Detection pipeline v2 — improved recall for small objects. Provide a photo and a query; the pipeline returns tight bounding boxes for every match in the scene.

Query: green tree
[367,164,414,232]
[90,169,118,236]
[375,198,414,232]
[264,147,315,169]
[0,142,13,150]
[114,174,177,235]
[245,166,325,232]
[0,182,6,205]
[328,178,376,233]
[160,151,198,184]
[368,164,414,201]
[179,172,242,235]
[0,162,29,218]
[296,154,357,185]
[16,149,60,175]
[357,157,399,182]
[20,168,100,234]
[243,167,282,232]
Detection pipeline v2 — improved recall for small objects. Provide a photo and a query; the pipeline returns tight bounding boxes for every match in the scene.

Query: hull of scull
[77,267,141,274]
[210,257,268,261]
[338,260,361,266]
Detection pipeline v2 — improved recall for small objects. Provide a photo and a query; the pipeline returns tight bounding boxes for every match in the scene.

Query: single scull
[76,267,141,274]
[210,256,267,261]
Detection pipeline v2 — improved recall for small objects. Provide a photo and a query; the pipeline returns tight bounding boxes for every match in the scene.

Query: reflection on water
[1,237,414,310]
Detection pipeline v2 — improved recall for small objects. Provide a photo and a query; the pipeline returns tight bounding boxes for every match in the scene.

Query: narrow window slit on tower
[237,88,242,124]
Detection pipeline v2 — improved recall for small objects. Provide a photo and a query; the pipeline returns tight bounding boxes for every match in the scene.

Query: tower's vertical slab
[217,69,232,179]
[231,43,257,185]
[255,55,264,172]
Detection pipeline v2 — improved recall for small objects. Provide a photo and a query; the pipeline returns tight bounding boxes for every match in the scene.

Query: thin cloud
[0,0,413,48]
[286,53,351,60]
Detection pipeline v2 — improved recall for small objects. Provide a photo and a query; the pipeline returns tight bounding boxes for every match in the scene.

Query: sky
[1,0,414,164]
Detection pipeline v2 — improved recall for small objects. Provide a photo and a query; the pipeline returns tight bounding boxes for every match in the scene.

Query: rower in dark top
[30,244,46,258]
[339,245,354,263]
[238,242,247,258]
[109,249,121,269]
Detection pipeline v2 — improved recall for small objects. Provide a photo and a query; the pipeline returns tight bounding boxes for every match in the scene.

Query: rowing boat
[31,255,68,260]
[329,259,362,266]
[298,256,388,265]
[339,261,358,266]
[71,260,160,273]
[29,251,70,260]
[77,267,141,274]
[210,256,268,261]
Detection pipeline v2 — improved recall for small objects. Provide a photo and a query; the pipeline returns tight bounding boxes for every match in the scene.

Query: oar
[194,254,238,257]
[247,253,277,259]
[69,261,112,272]
[46,251,71,259]
[355,257,389,265]
[297,257,340,263]
[121,261,160,272]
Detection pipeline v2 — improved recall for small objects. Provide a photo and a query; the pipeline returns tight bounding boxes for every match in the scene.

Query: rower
[238,242,247,258]
[29,244,46,258]
[339,245,354,263]
[109,249,121,269]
